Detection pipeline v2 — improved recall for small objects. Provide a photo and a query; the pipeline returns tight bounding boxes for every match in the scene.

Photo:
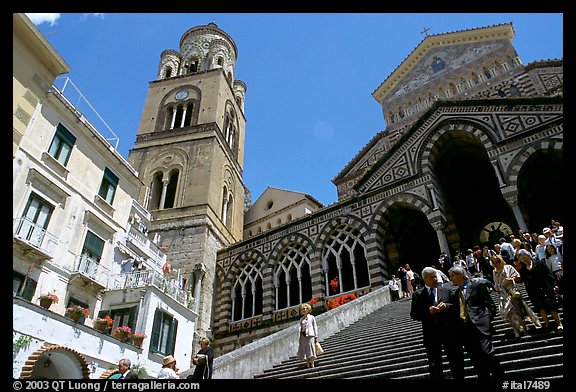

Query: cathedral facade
[128,23,562,355]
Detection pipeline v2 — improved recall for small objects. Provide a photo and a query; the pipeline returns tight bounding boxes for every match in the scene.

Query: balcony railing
[71,254,110,287]
[13,217,58,258]
[107,270,194,309]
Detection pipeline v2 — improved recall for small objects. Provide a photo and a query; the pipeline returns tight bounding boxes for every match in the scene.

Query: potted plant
[112,326,132,342]
[66,305,90,323]
[132,332,146,348]
[93,315,114,332]
[38,292,59,309]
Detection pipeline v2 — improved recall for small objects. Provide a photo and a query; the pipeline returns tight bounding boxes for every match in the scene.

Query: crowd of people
[406,219,564,380]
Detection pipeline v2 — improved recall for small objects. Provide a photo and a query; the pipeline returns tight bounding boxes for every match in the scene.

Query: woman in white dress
[297,303,318,368]
[491,254,541,337]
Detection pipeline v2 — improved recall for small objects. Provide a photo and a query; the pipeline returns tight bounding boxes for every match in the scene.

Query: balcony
[13,217,58,261]
[70,255,109,288]
[107,270,194,309]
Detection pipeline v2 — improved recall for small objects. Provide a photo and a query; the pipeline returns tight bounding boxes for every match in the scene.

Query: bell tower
[127,22,247,340]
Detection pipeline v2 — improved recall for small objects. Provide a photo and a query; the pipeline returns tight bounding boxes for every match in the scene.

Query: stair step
[253,284,563,380]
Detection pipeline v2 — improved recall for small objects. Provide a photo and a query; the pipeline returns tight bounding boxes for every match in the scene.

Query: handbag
[509,280,521,300]
[315,341,324,356]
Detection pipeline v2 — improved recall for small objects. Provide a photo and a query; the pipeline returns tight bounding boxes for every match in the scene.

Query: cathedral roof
[334,23,516,184]
[372,23,515,103]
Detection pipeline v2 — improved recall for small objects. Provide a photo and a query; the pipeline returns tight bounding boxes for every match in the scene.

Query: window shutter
[128,306,137,332]
[83,231,105,257]
[167,317,178,355]
[22,279,37,301]
[150,309,162,352]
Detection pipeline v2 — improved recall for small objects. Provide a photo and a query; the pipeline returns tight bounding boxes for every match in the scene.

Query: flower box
[38,292,59,309]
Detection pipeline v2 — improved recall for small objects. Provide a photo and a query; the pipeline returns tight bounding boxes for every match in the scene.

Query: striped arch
[19,344,90,379]
[367,192,436,285]
[369,192,433,232]
[314,214,370,254]
[269,233,315,263]
[418,119,498,177]
[503,136,563,191]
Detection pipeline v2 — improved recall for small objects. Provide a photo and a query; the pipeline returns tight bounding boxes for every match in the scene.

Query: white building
[13,13,197,379]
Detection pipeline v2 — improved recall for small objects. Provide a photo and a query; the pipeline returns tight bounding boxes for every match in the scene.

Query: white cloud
[25,13,61,26]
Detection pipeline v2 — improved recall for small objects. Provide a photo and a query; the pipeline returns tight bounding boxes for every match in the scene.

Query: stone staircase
[254,284,563,380]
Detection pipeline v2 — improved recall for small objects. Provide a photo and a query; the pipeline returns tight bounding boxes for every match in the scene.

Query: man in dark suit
[410,267,464,380]
[118,358,139,379]
[449,265,503,380]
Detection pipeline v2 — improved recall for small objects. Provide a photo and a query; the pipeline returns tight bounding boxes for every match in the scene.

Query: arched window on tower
[221,187,233,227]
[217,57,224,67]
[163,169,179,209]
[165,66,173,79]
[165,106,174,130]
[189,57,199,73]
[183,102,194,127]
[174,105,184,129]
[148,172,164,210]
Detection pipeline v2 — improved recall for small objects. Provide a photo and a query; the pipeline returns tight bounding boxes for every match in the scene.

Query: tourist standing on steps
[398,266,409,298]
[449,265,503,380]
[410,267,464,380]
[516,249,563,331]
[405,264,415,297]
[297,303,318,368]
[388,275,400,301]
[491,254,541,338]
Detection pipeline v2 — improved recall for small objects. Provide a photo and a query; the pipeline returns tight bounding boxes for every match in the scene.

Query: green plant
[13,333,33,352]
[131,362,148,378]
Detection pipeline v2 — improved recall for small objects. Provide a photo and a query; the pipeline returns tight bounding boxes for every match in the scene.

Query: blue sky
[27,13,563,206]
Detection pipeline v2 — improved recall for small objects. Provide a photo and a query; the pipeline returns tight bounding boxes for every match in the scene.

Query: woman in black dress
[516,249,563,330]
[398,266,408,298]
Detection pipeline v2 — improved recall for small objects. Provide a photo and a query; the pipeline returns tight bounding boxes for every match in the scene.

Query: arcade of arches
[213,98,562,353]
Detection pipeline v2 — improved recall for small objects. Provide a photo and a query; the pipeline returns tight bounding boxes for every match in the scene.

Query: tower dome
[175,22,238,82]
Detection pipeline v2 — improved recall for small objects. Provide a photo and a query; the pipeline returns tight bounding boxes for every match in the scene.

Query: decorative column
[180,107,187,128]
[158,179,170,209]
[491,159,506,187]
[193,263,205,314]
[169,107,177,129]
[431,220,451,258]
[221,194,229,226]
[504,193,528,232]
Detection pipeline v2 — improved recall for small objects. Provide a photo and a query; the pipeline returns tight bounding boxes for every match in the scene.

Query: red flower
[309,297,318,305]
[325,293,357,311]
[329,277,339,294]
